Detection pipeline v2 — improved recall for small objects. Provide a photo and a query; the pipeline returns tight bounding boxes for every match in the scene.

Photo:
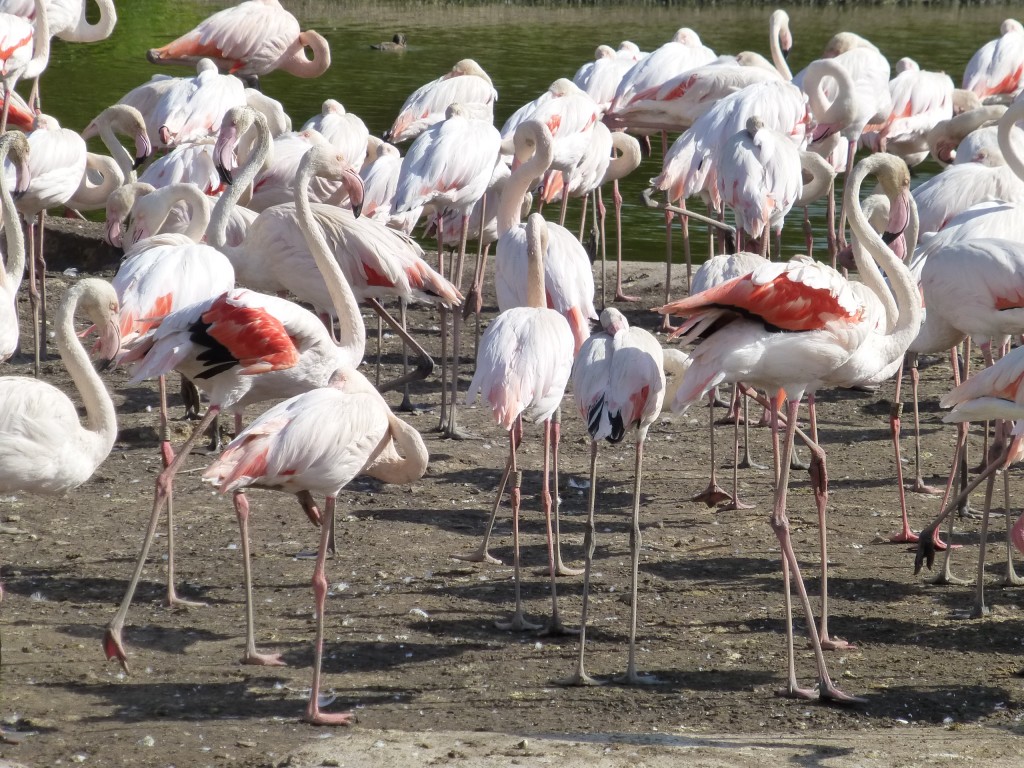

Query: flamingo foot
[720,498,756,511]
[928,568,971,586]
[775,683,818,700]
[496,611,542,632]
[103,627,130,673]
[692,483,732,508]
[817,681,867,705]
[243,650,286,666]
[166,590,207,609]
[965,603,991,619]
[615,670,662,686]
[451,548,502,565]
[790,451,809,471]
[888,526,920,544]
[559,669,604,686]
[818,635,856,651]
[658,316,677,334]
[304,704,355,726]
[911,479,942,496]
[614,291,640,303]
[397,396,430,414]
[737,455,767,470]
[441,425,482,441]
[1002,566,1024,587]
[554,556,584,577]
[539,620,579,638]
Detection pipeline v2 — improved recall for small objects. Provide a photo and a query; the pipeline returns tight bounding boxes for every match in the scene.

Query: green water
[39,1,1021,262]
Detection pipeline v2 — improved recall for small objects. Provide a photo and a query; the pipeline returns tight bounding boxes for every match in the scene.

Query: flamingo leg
[889,360,920,544]
[721,388,755,512]
[232,491,285,666]
[612,180,636,303]
[660,206,676,333]
[693,392,731,507]
[970,469,997,619]
[304,495,354,726]
[550,408,581,577]
[617,435,658,685]
[771,398,864,704]
[561,441,602,686]
[26,220,40,376]
[539,418,575,636]
[496,417,541,632]
[36,213,48,363]
[1002,467,1024,585]
[366,298,434,395]
[909,354,941,494]
[104,405,221,671]
[442,214,479,440]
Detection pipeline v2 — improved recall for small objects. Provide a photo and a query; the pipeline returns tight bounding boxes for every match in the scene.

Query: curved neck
[0,148,23,291]
[155,183,211,242]
[294,159,366,366]
[24,0,49,79]
[804,59,855,127]
[363,413,428,483]
[64,0,117,42]
[97,114,136,184]
[279,30,331,78]
[795,150,835,207]
[768,11,793,81]
[604,132,641,184]
[844,157,922,356]
[71,154,123,210]
[997,101,1024,183]
[498,122,553,238]
[210,113,270,248]
[57,283,117,454]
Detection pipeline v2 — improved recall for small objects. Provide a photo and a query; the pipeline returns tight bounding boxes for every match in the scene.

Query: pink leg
[660,208,676,333]
[233,491,285,666]
[693,392,732,507]
[454,421,521,565]
[772,398,863,703]
[496,418,541,632]
[550,409,582,576]
[304,495,354,726]
[539,419,574,636]
[104,406,220,671]
[611,181,637,302]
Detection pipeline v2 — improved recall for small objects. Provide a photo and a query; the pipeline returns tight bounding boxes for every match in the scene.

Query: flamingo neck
[0,148,23,293]
[844,157,922,359]
[525,213,546,309]
[997,101,1024,184]
[603,132,641,184]
[165,183,212,243]
[497,121,553,239]
[804,59,855,130]
[294,159,366,367]
[56,282,117,456]
[363,413,428,484]
[769,12,793,81]
[24,0,50,80]
[278,31,331,78]
[210,112,270,249]
[71,154,123,210]
[62,0,117,42]
[795,150,835,207]
[97,113,136,184]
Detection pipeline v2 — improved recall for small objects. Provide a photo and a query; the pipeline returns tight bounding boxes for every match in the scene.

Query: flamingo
[564,307,665,685]
[465,212,575,632]
[0,0,48,128]
[386,59,497,144]
[0,133,33,363]
[926,104,1007,166]
[80,104,152,186]
[7,114,86,374]
[572,44,633,115]
[360,137,419,232]
[0,0,115,42]
[102,143,371,670]
[211,105,449,405]
[146,0,331,85]
[393,102,502,438]
[859,58,954,167]
[658,153,920,701]
[716,115,802,257]
[203,367,427,724]
[963,19,1024,101]
[0,277,121,493]
[300,99,369,172]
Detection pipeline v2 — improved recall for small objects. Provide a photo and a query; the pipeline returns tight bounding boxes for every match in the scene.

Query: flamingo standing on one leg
[465,212,575,633]
[202,366,428,725]
[564,307,665,685]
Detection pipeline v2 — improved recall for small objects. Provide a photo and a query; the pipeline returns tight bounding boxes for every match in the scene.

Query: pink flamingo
[386,59,496,144]
[300,99,369,172]
[659,153,919,700]
[564,307,665,685]
[203,367,428,724]
[962,19,1024,101]
[0,0,48,127]
[0,133,32,363]
[393,102,502,438]
[102,144,370,670]
[146,0,330,86]
[859,58,953,167]
[0,278,121,493]
[0,0,115,42]
[465,212,575,632]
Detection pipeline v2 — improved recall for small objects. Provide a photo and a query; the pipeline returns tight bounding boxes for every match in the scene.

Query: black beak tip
[216,163,233,187]
[352,202,362,218]
[133,155,147,170]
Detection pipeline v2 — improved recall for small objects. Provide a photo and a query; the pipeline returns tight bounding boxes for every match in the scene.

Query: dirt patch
[3,247,1024,767]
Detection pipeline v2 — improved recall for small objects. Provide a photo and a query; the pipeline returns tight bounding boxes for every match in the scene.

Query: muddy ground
[3,223,1024,767]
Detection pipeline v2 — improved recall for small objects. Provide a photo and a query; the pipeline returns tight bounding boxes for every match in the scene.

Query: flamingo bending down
[102,144,371,670]
[0,277,121,493]
[146,0,331,85]
[658,153,920,701]
[0,133,33,363]
[386,59,496,144]
[203,366,427,724]
[564,307,665,685]
[962,19,1024,101]
[465,212,575,632]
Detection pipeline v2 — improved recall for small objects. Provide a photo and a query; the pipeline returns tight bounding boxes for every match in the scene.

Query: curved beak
[342,167,364,218]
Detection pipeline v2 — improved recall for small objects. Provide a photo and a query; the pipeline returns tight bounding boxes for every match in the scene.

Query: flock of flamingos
[5,0,1024,727]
